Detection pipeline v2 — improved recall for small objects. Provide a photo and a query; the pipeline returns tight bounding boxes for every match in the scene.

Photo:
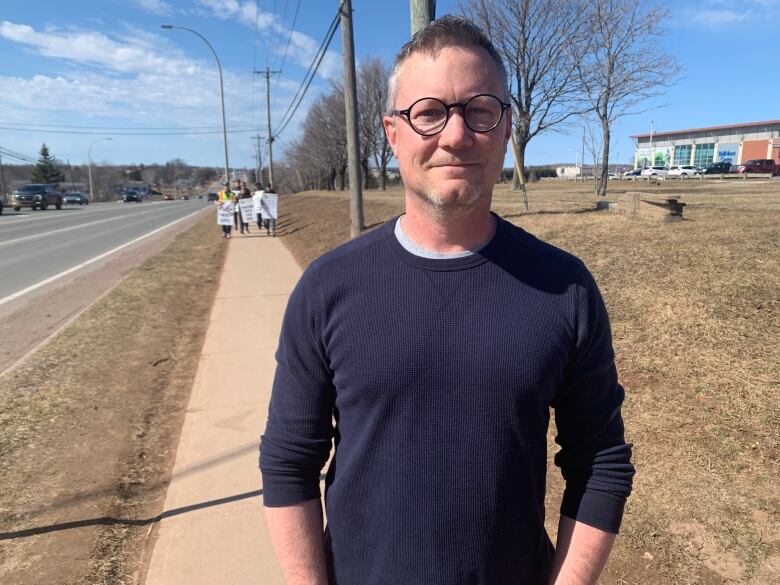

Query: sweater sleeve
[552,266,635,533]
[259,267,335,507]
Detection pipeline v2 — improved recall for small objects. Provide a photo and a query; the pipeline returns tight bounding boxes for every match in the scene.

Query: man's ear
[383,115,399,158]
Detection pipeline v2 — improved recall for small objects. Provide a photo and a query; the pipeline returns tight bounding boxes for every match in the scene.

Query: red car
[735,159,777,174]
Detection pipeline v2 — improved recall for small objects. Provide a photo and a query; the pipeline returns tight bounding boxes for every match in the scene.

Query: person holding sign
[216,185,235,239]
[252,183,265,230]
[238,182,253,235]
[261,186,278,236]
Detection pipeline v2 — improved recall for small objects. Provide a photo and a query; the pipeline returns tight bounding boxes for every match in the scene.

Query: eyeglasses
[392,94,511,136]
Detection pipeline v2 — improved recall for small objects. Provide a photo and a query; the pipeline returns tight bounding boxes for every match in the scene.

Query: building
[631,120,780,169]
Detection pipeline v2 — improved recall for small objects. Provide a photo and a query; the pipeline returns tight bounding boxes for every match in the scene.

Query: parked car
[622,169,642,179]
[640,165,670,178]
[63,192,89,205]
[703,162,732,174]
[11,184,63,211]
[122,188,143,202]
[668,165,701,177]
[735,159,776,174]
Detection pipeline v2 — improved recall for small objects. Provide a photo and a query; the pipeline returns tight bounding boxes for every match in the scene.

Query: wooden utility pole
[410,0,435,35]
[340,0,364,238]
[252,134,264,185]
[254,68,280,189]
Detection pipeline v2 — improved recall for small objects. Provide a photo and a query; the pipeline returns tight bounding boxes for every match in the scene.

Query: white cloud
[692,9,750,26]
[133,0,174,16]
[0,21,198,76]
[195,0,273,28]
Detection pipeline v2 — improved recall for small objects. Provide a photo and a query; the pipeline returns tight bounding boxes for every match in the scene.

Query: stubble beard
[417,183,484,217]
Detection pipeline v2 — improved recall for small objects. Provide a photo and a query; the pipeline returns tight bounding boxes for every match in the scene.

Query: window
[694,143,714,168]
[673,145,692,166]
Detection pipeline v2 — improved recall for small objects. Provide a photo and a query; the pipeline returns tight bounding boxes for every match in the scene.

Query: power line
[0,126,263,136]
[0,146,36,164]
[273,2,343,139]
[0,120,258,131]
[275,0,302,90]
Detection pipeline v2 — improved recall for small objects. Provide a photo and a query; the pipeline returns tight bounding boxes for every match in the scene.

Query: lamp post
[161,24,230,189]
[649,119,655,167]
[88,137,111,201]
[568,148,581,181]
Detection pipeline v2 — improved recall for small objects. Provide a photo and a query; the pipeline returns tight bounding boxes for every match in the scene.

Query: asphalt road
[0,199,210,302]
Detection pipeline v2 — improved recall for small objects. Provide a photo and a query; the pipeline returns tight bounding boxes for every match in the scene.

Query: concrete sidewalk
[142,231,301,585]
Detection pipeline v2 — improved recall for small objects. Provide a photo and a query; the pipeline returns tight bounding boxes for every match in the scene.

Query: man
[260,15,634,585]
[217,183,234,239]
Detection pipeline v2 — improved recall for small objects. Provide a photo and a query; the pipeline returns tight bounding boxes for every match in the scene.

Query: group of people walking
[216,180,276,239]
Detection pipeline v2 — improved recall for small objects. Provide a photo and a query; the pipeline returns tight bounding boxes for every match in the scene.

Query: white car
[668,165,700,177]
[640,165,670,178]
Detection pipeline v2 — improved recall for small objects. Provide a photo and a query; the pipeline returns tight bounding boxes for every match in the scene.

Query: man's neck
[401,198,496,254]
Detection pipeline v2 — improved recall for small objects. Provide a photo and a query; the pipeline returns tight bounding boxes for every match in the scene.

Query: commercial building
[631,120,780,169]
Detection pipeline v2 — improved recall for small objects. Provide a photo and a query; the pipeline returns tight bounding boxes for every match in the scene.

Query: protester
[260,15,634,585]
[262,185,277,237]
[238,181,252,234]
[217,185,234,239]
[253,183,265,231]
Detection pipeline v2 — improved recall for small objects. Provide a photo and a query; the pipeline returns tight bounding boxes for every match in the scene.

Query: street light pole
[88,137,111,201]
[162,24,230,188]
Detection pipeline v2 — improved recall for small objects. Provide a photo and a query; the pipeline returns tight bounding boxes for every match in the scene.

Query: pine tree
[30,143,64,185]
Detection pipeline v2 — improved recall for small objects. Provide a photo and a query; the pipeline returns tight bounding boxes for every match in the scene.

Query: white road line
[0,214,136,248]
[0,207,208,308]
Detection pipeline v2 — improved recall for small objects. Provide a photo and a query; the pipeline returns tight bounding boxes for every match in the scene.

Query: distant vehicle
[207,192,218,202]
[163,193,174,200]
[703,161,732,174]
[181,194,190,200]
[668,165,701,177]
[622,169,642,179]
[607,172,617,180]
[122,188,143,203]
[640,165,670,178]
[736,159,776,174]
[0,195,4,215]
[11,184,63,211]
[63,192,89,205]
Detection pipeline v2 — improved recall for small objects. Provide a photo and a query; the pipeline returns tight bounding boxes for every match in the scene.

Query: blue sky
[1,0,778,170]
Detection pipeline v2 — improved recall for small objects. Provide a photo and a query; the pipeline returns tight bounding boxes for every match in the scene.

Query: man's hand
[549,515,616,585]
[265,499,328,585]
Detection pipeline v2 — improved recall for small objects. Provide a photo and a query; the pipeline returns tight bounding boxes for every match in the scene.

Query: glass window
[673,145,692,165]
[694,143,715,168]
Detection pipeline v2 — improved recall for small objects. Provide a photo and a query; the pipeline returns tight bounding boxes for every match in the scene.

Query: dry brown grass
[0,215,226,585]
[277,179,779,584]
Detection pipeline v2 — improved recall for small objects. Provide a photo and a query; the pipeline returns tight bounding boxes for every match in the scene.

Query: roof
[631,119,780,139]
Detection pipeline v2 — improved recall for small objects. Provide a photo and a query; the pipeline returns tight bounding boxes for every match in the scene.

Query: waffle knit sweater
[260,214,634,585]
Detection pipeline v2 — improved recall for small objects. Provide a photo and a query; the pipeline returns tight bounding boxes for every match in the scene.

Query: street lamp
[161,24,230,190]
[88,137,111,201]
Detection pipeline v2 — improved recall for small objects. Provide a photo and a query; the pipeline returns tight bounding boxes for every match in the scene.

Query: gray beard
[419,184,483,214]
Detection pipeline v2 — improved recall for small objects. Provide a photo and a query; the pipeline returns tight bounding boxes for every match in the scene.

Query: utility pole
[254,68,281,189]
[0,151,6,200]
[340,0,363,238]
[252,134,264,185]
[410,0,436,35]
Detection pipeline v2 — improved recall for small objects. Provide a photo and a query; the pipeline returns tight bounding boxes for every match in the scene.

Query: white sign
[252,191,264,215]
[261,193,278,220]
[217,202,234,226]
[239,198,255,223]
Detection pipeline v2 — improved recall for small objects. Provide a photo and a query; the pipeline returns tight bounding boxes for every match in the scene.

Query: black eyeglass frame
[391,93,511,136]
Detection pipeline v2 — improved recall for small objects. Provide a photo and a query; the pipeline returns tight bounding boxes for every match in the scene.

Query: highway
[0,198,213,375]
[0,199,210,302]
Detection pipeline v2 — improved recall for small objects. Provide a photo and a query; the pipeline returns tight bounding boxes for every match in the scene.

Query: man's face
[383,46,511,212]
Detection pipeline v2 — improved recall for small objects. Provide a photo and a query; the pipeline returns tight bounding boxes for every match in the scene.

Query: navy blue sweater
[260,215,634,585]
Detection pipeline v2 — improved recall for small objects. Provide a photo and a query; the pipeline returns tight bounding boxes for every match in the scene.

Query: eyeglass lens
[408,95,504,135]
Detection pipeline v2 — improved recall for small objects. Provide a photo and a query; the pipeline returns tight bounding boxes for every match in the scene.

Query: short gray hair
[386,15,508,114]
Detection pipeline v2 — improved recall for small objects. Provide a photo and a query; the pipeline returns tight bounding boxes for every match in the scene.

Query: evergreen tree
[30,143,64,185]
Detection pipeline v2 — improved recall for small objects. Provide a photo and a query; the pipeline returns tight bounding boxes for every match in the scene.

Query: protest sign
[261,192,278,220]
[217,202,234,226]
[239,199,255,224]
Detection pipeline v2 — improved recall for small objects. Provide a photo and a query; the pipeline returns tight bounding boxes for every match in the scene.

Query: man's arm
[265,499,328,585]
[548,515,616,585]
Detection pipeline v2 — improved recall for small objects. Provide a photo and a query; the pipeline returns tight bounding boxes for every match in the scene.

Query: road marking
[0,207,208,308]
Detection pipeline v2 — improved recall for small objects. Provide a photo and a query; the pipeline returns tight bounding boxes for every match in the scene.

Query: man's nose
[438,107,473,149]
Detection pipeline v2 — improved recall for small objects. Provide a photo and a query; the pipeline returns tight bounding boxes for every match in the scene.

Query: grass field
[277,179,779,584]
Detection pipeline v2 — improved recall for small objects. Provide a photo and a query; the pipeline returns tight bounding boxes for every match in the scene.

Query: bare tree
[462,0,587,188]
[574,0,681,196]
[358,58,393,190]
